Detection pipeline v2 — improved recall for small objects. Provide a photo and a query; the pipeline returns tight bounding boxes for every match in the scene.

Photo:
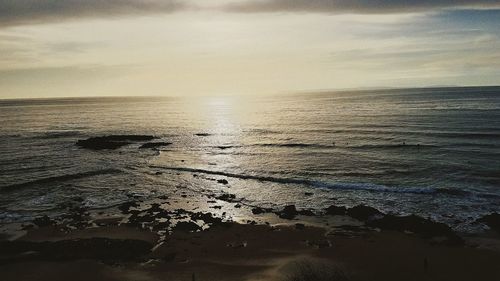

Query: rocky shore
[1,189,500,281]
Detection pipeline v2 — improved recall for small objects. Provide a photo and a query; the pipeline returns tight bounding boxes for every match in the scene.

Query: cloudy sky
[0,0,499,99]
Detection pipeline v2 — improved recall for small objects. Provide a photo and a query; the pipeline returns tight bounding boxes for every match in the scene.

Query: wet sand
[1,196,500,281]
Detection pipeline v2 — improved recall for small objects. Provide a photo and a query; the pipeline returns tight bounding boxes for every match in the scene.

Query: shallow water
[1,87,499,232]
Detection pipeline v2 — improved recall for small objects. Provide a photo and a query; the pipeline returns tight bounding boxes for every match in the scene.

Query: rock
[304,192,314,196]
[346,205,382,221]
[118,201,139,214]
[217,179,229,185]
[76,135,156,150]
[295,223,305,230]
[367,214,463,245]
[252,207,265,215]
[33,215,54,227]
[477,213,500,233]
[191,212,223,225]
[174,221,200,232]
[216,193,236,202]
[139,142,172,149]
[325,205,347,216]
[194,133,211,136]
[278,205,298,220]
[298,209,316,216]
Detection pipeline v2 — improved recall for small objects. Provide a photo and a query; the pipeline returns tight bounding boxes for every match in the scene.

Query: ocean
[1,87,499,232]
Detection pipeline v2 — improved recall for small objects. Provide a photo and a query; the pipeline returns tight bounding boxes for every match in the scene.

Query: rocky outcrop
[76,135,156,150]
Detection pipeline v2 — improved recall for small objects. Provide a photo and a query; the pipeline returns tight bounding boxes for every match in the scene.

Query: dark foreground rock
[139,142,172,149]
[367,215,463,245]
[325,205,347,216]
[278,205,299,220]
[346,205,383,221]
[325,204,381,220]
[76,135,156,150]
[477,213,500,233]
[0,238,152,264]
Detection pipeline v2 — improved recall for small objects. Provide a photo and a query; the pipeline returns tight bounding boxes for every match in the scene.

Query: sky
[0,0,499,99]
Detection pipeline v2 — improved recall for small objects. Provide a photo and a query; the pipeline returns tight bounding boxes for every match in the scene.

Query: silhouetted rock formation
[367,214,463,245]
[76,135,156,150]
[346,205,383,221]
[278,205,298,220]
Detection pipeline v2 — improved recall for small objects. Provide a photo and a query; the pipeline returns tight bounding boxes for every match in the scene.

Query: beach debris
[76,135,156,150]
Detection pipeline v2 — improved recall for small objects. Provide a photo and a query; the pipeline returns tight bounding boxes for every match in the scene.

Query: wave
[349,144,437,149]
[215,143,438,150]
[149,165,460,195]
[0,169,122,191]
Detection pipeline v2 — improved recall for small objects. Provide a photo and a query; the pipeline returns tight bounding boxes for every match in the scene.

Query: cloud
[0,0,190,27]
[224,0,500,14]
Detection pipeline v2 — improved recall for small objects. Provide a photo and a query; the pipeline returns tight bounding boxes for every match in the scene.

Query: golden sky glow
[0,1,499,98]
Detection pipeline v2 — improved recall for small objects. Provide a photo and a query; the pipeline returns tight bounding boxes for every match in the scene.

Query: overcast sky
[1,0,499,98]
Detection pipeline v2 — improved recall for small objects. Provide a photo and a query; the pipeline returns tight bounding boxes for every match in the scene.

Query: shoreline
[2,194,500,281]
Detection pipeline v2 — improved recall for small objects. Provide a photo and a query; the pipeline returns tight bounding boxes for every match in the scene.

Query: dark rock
[194,133,211,136]
[76,135,156,150]
[217,146,233,150]
[174,221,200,232]
[216,193,237,202]
[298,209,316,216]
[346,205,382,221]
[191,212,223,225]
[304,192,313,196]
[278,205,298,220]
[139,142,172,149]
[295,223,305,230]
[368,214,463,245]
[252,207,265,215]
[217,179,229,185]
[118,201,139,214]
[325,205,347,216]
[33,216,54,227]
[477,213,500,233]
